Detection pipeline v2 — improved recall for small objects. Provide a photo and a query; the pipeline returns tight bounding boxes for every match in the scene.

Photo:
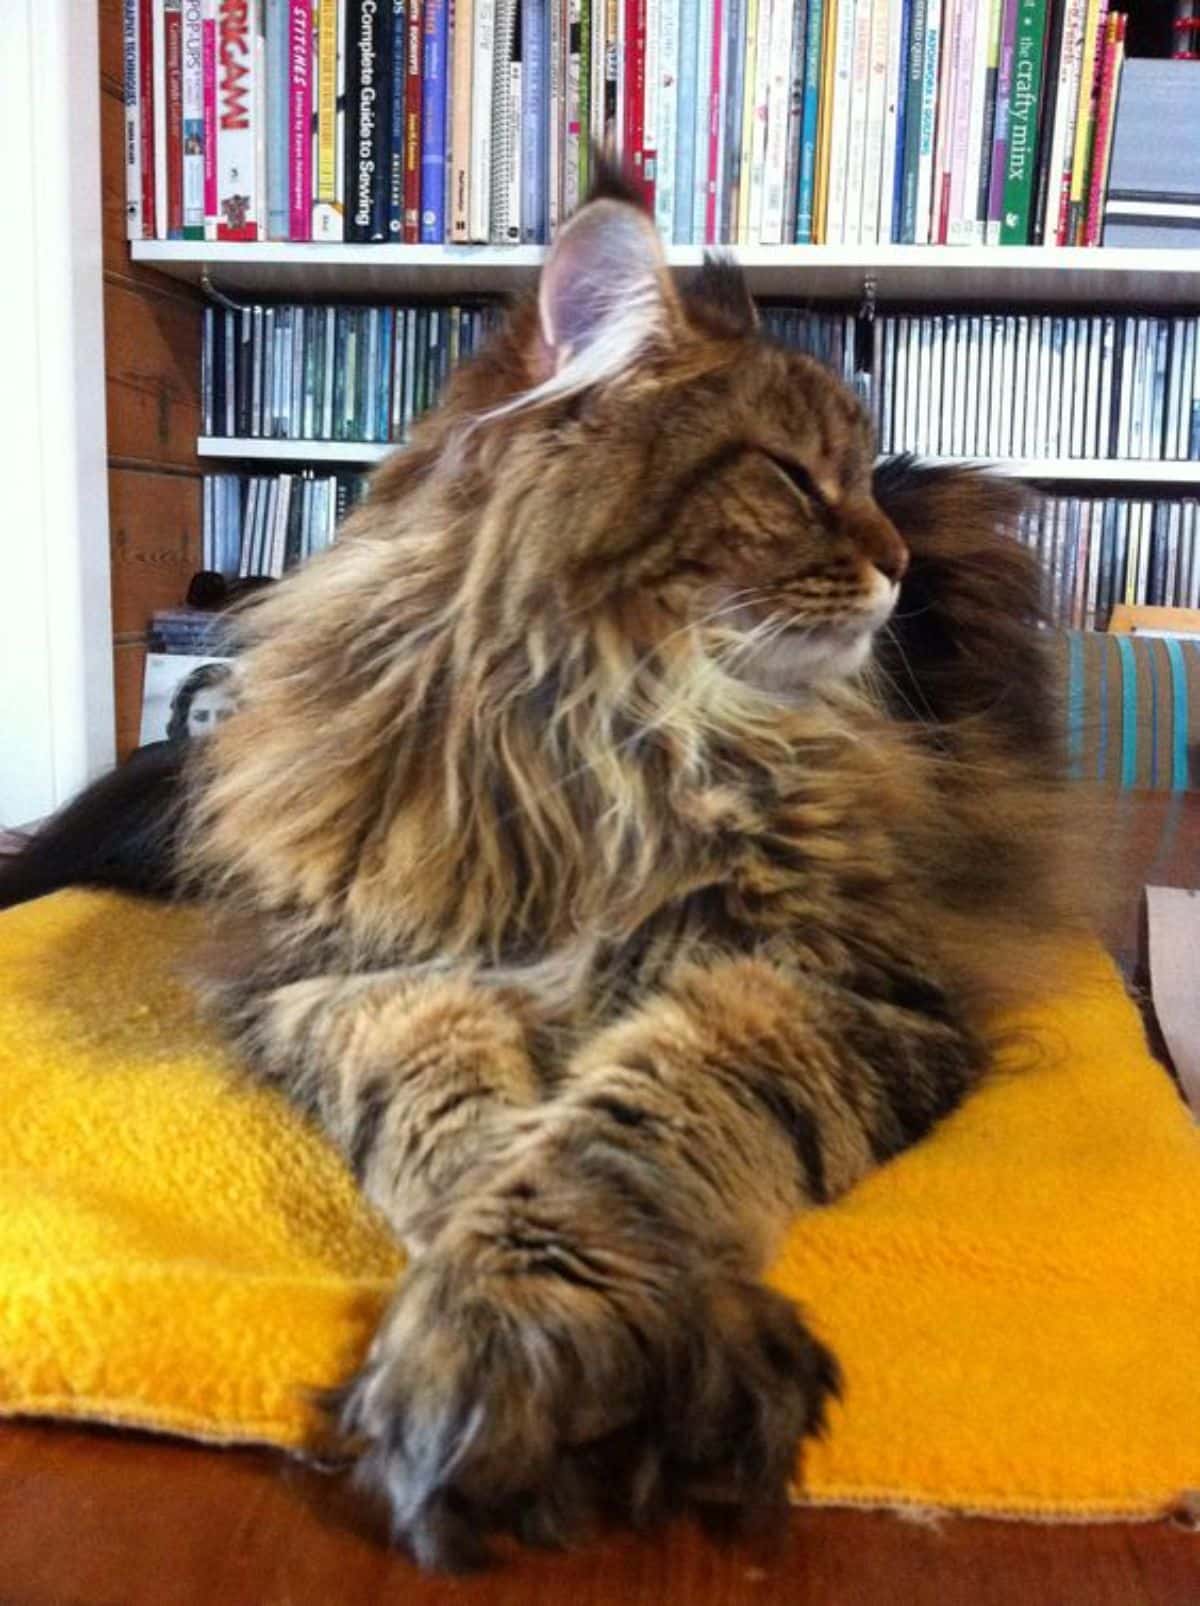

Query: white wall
[0,0,114,826]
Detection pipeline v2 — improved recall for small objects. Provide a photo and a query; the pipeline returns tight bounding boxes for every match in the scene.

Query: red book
[139,0,156,235]
[704,0,723,242]
[625,0,648,208]
[404,0,424,242]
[165,3,184,237]
[288,1,312,241]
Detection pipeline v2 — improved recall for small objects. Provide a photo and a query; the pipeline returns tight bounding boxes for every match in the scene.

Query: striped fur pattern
[181,191,1083,1566]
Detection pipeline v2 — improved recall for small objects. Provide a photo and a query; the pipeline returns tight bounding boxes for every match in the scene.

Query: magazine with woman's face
[139,655,238,747]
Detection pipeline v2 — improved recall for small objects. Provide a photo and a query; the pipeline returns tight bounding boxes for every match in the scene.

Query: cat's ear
[691,255,759,335]
[537,196,683,377]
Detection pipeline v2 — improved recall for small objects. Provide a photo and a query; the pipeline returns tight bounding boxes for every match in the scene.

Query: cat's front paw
[327,1188,840,1569]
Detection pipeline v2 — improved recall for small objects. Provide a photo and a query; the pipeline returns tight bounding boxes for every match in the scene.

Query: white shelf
[136,241,1200,304]
[197,437,1200,483]
[198,437,393,463]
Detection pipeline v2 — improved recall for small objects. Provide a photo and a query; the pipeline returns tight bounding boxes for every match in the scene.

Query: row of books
[1019,495,1200,629]
[873,312,1200,461]
[201,300,501,441]
[203,471,369,577]
[123,0,1132,248]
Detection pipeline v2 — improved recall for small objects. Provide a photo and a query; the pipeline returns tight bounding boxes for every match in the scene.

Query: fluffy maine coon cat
[3,178,1084,1567]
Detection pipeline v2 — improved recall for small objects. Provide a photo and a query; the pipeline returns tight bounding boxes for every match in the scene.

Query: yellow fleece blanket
[1,890,1198,1521]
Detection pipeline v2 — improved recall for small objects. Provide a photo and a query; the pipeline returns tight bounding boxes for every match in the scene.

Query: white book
[152,2,168,239]
[746,0,775,243]
[471,0,497,241]
[507,58,522,237]
[825,0,859,246]
[878,0,907,244]
[843,0,875,245]
[655,0,680,237]
[946,0,979,245]
[859,0,891,246]
[644,0,661,207]
[938,318,954,454]
[761,0,796,243]
[1129,318,1149,459]
[691,0,715,240]
[272,475,293,577]
[960,0,993,243]
[124,0,143,239]
[1010,316,1028,457]
[548,0,562,233]
[913,0,943,246]
[489,0,520,241]
[182,0,205,232]
[564,0,582,216]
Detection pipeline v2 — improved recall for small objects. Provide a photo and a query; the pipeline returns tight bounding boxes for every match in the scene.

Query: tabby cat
[38,178,1085,1566]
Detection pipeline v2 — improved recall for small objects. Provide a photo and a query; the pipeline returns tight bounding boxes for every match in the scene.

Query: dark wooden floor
[2,789,1199,1604]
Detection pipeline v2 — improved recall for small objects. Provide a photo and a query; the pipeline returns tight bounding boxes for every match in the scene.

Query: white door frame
[0,0,114,826]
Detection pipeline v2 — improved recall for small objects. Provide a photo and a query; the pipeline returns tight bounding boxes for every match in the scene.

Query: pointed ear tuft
[583,150,650,212]
[538,197,682,378]
[690,255,759,335]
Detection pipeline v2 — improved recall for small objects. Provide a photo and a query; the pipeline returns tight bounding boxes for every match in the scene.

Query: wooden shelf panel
[197,438,1200,482]
[135,242,1200,304]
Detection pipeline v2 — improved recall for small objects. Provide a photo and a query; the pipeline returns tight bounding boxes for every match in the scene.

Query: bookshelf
[134,241,1200,306]
[196,437,1200,484]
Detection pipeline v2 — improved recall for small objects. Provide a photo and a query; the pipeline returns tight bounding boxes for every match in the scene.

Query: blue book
[265,0,289,239]
[690,0,713,243]
[388,0,407,238]
[898,0,928,243]
[521,0,548,242]
[674,0,700,243]
[795,0,825,242]
[721,0,748,244]
[420,0,448,242]
[378,308,395,440]
[890,0,913,243]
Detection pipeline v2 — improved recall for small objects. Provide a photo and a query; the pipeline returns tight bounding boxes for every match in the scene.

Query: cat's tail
[0,743,187,911]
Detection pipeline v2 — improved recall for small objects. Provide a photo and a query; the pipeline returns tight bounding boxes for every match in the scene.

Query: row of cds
[202,471,369,578]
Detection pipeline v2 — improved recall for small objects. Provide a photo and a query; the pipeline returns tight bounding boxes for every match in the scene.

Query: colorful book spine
[932,0,960,243]
[1067,0,1109,243]
[1027,0,1067,244]
[795,0,825,240]
[735,0,759,242]
[999,0,1047,244]
[960,0,995,241]
[984,0,1015,239]
[812,0,839,238]
[287,0,313,238]
[780,0,810,242]
[860,0,893,244]
[450,0,473,240]
[520,0,546,240]
[371,0,393,238]
[565,0,583,214]
[689,0,711,237]
[1083,9,1122,245]
[124,0,144,239]
[913,0,942,244]
[655,0,680,236]
[420,0,449,240]
[182,0,206,235]
[880,0,909,243]
[312,0,343,237]
[166,0,185,237]
[547,0,562,232]
[760,0,794,244]
[215,0,259,238]
[139,0,158,236]
[974,0,1003,231]
[152,0,169,238]
[578,0,592,198]
[202,0,218,236]
[703,0,723,241]
[388,0,407,235]
[403,0,424,239]
[1046,0,1085,245]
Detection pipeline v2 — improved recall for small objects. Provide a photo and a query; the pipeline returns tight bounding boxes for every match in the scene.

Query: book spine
[962,0,995,241]
[181,0,205,235]
[646,0,663,218]
[605,0,619,155]
[202,1,219,235]
[760,0,794,243]
[913,0,941,244]
[387,0,407,235]
[255,4,268,241]
[1065,0,1103,245]
[471,0,496,238]
[153,1,169,238]
[720,0,747,240]
[311,0,341,236]
[403,0,424,239]
[879,0,907,243]
[578,0,591,196]
[735,0,758,242]
[265,0,288,236]
[843,0,874,244]
[166,1,185,236]
[216,0,259,237]
[655,0,680,235]
[930,0,958,243]
[897,0,925,240]
[860,0,892,244]
[999,0,1046,244]
[287,0,313,238]
[507,50,522,234]
[985,0,1016,240]
[344,0,365,239]
[420,0,448,239]
[489,0,517,238]
[140,0,158,236]
[824,0,856,244]
[521,0,546,241]
[947,0,978,242]
[124,0,144,239]
[673,0,697,240]
[1083,9,1121,246]
[780,0,809,242]
[974,0,1003,234]
[564,0,582,214]
[812,0,839,239]
[687,0,711,238]
[1047,0,1085,244]
[548,0,562,233]
[795,0,825,240]
[451,0,474,239]
[372,0,393,236]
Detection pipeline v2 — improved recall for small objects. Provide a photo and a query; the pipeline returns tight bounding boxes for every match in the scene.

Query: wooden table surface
[3,790,1199,1606]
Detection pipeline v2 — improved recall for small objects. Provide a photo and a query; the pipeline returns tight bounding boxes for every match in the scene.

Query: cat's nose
[873,541,908,584]
[849,501,909,584]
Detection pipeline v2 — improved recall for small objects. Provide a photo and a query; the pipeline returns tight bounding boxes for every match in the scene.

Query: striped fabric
[1057,632,1200,793]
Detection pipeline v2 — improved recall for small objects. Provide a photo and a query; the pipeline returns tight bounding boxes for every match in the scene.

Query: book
[471,0,496,239]
[403,0,424,238]
[655,0,681,236]
[913,0,942,244]
[215,0,259,237]
[521,0,547,240]
[490,0,522,240]
[999,0,1047,243]
[450,0,474,239]
[1066,0,1108,244]
[165,0,185,237]
[795,0,826,239]
[420,0,449,239]
[311,0,344,238]
[265,0,288,235]
[860,0,893,244]
[287,0,314,238]
[124,1,145,239]
[181,0,206,235]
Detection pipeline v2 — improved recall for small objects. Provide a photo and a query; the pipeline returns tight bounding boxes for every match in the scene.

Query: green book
[999,0,1048,244]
